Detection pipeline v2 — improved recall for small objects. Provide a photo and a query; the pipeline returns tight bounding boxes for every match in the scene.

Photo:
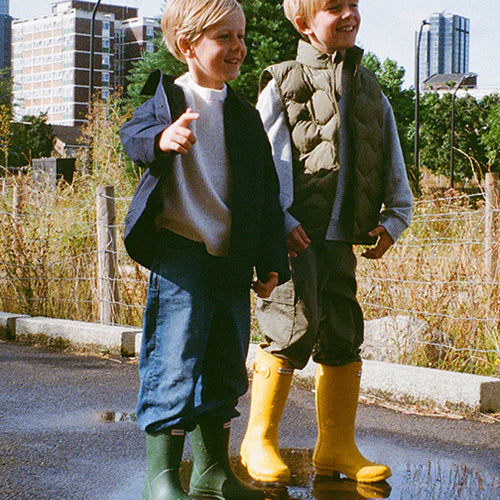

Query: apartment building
[0,0,11,74]
[418,11,470,89]
[11,1,159,126]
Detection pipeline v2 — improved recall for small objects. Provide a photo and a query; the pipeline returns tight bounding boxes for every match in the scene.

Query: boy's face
[296,0,360,54]
[180,11,247,90]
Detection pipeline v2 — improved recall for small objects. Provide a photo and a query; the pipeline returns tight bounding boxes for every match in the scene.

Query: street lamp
[414,20,429,179]
[89,0,103,104]
[449,73,472,189]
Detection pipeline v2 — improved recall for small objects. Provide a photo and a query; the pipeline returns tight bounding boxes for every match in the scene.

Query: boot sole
[315,465,392,483]
[240,452,290,484]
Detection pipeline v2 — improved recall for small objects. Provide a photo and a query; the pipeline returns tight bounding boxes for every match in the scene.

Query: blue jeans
[136,231,251,433]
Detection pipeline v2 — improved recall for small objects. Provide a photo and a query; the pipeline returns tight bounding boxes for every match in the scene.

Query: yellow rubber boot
[240,344,294,483]
[313,362,392,483]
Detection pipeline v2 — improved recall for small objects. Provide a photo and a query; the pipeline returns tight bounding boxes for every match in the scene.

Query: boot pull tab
[170,428,186,436]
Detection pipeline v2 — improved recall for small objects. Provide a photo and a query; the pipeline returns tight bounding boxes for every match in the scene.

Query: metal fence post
[485,172,499,283]
[96,185,119,324]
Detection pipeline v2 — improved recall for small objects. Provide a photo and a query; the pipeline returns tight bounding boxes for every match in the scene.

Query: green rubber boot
[142,428,191,500]
[189,420,265,500]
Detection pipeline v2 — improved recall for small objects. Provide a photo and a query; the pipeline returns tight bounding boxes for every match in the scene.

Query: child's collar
[296,40,364,72]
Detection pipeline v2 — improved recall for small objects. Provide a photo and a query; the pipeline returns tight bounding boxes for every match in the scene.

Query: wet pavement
[1,341,498,499]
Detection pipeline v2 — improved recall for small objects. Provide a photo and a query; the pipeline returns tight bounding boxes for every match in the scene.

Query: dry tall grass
[357,190,499,376]
[0,174,498,376]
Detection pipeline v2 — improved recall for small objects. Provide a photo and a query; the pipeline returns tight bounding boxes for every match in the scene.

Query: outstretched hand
[361,225,394,259]
[158,108,200,154]
[251,272,279,299]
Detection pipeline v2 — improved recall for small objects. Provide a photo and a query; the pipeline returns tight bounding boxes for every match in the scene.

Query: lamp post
[89,0,103,104]
[414,20,428,178]
[449,73,470,189]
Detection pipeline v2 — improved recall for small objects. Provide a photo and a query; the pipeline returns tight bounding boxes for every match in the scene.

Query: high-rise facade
[11,1,159,126]
[0,0,11,74]
[418,12,470,88]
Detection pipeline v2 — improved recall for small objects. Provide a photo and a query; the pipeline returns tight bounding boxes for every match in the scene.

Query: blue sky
[11,0,500,89]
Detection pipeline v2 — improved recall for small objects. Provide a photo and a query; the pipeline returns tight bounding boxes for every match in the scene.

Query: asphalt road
[1,341,498,500]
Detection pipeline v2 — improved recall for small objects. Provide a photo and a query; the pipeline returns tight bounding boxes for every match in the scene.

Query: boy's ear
[177,35,195,59]
[294,15,312,37]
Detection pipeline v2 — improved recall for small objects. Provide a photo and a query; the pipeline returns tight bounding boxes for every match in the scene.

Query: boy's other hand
[361,225,394,259]
[158,108,200,154]
[287,225,311,257]
[252,272,279,298]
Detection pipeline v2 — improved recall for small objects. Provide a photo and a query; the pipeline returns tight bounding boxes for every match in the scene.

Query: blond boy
[241,0,412,485]
[121,1,289,498]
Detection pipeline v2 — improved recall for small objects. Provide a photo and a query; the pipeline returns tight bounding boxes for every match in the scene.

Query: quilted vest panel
[262,44,385,242]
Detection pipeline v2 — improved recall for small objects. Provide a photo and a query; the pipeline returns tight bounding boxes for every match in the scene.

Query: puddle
[173,449,499,500]
[97,410,136,423]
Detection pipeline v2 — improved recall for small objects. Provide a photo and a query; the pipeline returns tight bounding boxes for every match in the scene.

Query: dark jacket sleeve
[120,96,171,168]
[119,72,175,269]
[254,113,291,286]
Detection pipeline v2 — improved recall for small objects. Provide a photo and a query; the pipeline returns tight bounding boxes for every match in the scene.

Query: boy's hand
[158,108,200,154]
[252,272,279,298]
[361,225,394,259]
[287,225,311,257]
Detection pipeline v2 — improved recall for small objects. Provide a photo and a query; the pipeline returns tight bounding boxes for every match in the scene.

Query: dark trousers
[256,241,363,369]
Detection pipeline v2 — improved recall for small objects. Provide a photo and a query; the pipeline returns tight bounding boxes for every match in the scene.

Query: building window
[102,38,110,53]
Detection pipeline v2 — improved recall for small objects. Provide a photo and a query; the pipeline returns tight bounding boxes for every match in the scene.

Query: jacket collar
[296,39,364,75]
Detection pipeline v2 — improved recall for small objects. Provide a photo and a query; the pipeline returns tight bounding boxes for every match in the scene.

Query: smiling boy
[240,0,412,486]
[120,0,289,498]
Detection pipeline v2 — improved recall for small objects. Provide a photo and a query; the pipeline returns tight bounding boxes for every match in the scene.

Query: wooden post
[12,185,20,229]
[485,172,499,283]
[96,185,119,324]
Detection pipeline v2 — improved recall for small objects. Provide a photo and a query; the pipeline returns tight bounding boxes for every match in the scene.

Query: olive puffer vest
[260,41,385,243]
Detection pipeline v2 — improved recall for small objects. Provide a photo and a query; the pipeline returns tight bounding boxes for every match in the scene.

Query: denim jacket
[120,70,290,289]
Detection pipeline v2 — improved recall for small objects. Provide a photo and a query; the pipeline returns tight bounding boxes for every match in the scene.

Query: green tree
[233,0,299,103]
[0,69,13,107]
[419,91,500,184]
[9,114,54,168]
[125,0,299,106]
[479,96,500,174]
[125,37,186,107]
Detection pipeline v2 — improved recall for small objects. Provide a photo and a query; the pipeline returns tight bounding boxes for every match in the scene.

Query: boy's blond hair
[283,0,322,31]
[162,0,244,62]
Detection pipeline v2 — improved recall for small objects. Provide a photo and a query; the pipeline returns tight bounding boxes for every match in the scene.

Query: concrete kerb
[1,313,499,414]
[2,313,141,357]
[246,344,500,415]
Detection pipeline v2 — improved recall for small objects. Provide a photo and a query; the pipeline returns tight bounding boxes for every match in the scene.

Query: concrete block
[360,360,500,414]
[0,312,29,340]
[14,317,141,357]
[135,330,143,358]
[121,329,140,357]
